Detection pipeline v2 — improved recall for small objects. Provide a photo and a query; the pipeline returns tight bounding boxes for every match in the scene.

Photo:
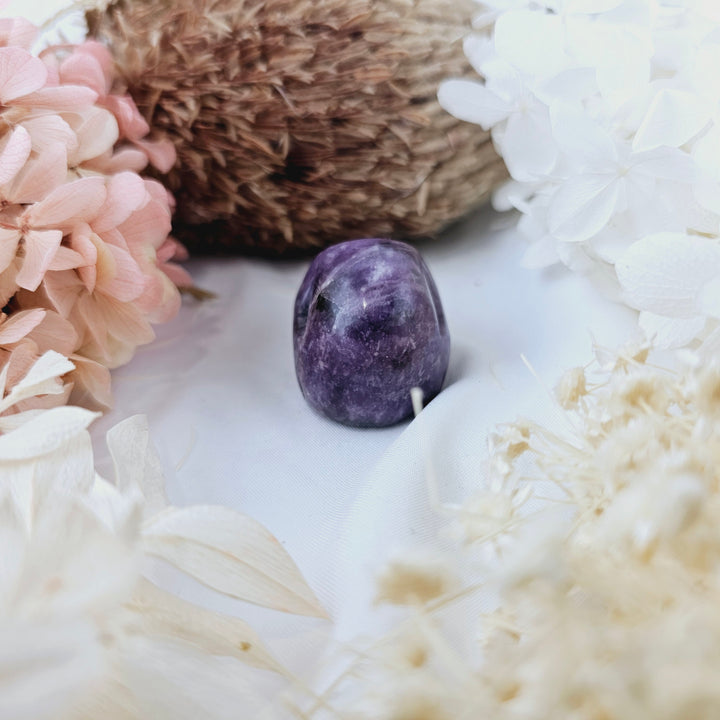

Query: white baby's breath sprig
[439,0,720,352]
[304,346,720,718]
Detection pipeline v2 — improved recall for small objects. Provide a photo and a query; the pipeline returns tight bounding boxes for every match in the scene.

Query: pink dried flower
[0,25,188,411]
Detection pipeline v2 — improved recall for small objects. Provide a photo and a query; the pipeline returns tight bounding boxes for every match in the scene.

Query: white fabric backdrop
[12,0,641,708]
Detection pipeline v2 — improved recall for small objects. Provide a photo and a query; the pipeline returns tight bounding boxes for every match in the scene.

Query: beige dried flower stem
[87,0,506,255]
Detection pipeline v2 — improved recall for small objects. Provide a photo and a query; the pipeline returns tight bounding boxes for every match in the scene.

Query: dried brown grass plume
[87,0,506,255]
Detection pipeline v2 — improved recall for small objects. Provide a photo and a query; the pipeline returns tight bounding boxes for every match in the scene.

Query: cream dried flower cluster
[304,345,720,719]
[1,351,326,720]
[440,0,720,353]
[0,17,190,412]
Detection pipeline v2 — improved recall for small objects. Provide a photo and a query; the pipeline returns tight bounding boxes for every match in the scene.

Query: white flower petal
[566,0,624,11]
[127,579,284,673]
[551,104,617,170]
[698,278,720,318]
[690,45,720,104]
[639,311,707,348]
[462,33,494,77]
[501,105,558,181]
[0,620,101,720]
[623,176,686,236]
[633,89,711,152]
[699,321,720,353]
[143,505,328,618]
[630,146,696,183]
[590,223,634,264]
[692,127,720,179]
[617,233,720,317]
[494,9,567,78]
[83,476,144,541]
[595,37,651,111]
[438,79,511,129]
[0,406,98,461]
[548,173,619,242]
[538,67,598,105]
[694,179,720,216]
[3,350,75,402]
[106,414,167,515]
[114,637,273,720]
[0,349,74,413]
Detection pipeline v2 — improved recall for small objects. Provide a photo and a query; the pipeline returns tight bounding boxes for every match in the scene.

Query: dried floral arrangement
[86,0,507,255]
[292,344,720,719]
[1,351,325,719]
[440,0,720,353]
[6,1,720,718]
[13,345,720,718]
[0,19,190,411]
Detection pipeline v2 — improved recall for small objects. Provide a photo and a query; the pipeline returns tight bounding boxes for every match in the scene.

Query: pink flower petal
[21,114,78,157]
[160,260,193,290]
[17,84,98,111]
[98,296,155,355]
[69,223,98,263]
[38,270,84,318]
[66,106,119,165]
[15,228,63,291]
[68,353,112,410]
[0,46,47,103]
[1,340,40,394]
[0,308,45,344]
[93,171,148,233]
[0,125,31,185]
[48,245,86,271]
[59,48,110,96]
[157,237,189,263]
[82,146,149,174]
[0,227,20,274]
[118,179,172,250]
[74,292,112,362]
[0,257,19,306]
[27,309,78,355]
[133,137,177,173]
[4,143,67,204]
[71,42,114,84]
[26,176,107,230]
[0,17,39,50]
[41,53,60,86]
[156,238,192,288]
[78,264,97,294]
[103,94,150,140]
[100,243,147,302]
[96,226,130,253]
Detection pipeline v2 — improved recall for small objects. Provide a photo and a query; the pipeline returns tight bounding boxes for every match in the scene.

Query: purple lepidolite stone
[293,238,450,427]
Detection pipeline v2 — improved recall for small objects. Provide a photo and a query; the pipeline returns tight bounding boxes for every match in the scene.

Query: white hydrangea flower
[440,0,720,352]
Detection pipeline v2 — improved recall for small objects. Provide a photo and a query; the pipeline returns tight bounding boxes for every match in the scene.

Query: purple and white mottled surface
[294,239,450,427]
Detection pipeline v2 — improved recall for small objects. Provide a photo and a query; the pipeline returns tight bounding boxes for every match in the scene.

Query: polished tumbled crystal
[293,238,450,427]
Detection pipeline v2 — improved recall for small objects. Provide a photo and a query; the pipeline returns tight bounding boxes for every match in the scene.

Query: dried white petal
[106,414,167,515]
[0,350,74,413]
[126,579,284,673]
[617,233,720,317]
[437,79,511,129]
[633,89,711,152]
[143,505,327,618]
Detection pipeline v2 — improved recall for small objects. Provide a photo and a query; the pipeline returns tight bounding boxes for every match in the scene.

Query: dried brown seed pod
[88,0,506,255]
